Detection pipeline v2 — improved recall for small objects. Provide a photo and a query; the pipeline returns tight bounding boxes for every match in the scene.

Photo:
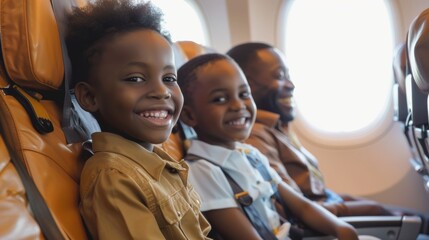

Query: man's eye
[124,76,144,82]
[163,76,177,82]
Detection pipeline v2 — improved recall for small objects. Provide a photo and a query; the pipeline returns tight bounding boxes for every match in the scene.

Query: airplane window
[282,0,394,144]
[148,0,209,45]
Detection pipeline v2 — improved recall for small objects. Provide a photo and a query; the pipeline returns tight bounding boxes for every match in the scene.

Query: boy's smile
[182,58,256,149]
[76,29,183,149]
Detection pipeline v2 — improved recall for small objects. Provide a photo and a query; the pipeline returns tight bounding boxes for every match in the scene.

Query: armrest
[302,216,421,240]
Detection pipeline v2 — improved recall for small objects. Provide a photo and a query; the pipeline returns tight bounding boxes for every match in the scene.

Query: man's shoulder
[249,121,279,141]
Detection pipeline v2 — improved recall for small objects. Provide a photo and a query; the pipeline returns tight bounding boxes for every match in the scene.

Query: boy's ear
[74,82,99,113]
[180,105,197,127]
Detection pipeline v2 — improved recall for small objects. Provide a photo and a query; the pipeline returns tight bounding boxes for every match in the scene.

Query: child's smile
[225,114,252,130]
[137,108,173,127]
[77,29,183,148]
[182,58,256,149]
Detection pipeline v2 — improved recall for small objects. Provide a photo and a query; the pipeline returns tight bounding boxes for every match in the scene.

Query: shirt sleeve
[80,168,165,240]
[187,160,238,212]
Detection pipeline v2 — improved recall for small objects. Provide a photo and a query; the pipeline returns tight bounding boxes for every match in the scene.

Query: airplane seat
[392,43,409,124]
[0,0,89,239]
[407,7,429,192]
[392,42,427,181]
[0,132,42,239]
[175,40,216,60]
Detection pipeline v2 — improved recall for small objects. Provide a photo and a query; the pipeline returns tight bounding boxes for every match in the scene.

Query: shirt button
[177,211,181,217]
[256,180,261,184]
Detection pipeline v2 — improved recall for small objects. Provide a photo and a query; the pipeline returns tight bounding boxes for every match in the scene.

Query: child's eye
[163,76,177,83]
[124,76,145,82]
[240,91,251,99]
[212,96,227,103]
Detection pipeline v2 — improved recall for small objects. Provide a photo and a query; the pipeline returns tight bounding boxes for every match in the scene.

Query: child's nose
[230,98,245,111]
[148,82,171,99]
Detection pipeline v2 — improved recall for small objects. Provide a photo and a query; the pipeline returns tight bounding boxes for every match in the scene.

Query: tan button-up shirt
[245,110,326,200]
[80,132,211,240]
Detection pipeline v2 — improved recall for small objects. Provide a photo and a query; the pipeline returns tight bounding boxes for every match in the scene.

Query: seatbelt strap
[245,153,304,240]
[185,154,278,240]
[50,0,98,144]
[6,146,65,240]
[246,153,296,223]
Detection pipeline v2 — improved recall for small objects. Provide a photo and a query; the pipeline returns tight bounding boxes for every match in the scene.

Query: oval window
[149,0,209,45]
[282,0,395,146]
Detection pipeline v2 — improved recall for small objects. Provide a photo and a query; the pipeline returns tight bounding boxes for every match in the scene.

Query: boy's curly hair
[66,0,171,87]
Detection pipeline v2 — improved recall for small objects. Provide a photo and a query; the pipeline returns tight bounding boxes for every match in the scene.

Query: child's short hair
[66,0,171,87]
[226,42,272,71]
[177,53,230,105]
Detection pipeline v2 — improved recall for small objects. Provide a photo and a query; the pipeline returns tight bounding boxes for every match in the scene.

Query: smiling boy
[66,0,210,239]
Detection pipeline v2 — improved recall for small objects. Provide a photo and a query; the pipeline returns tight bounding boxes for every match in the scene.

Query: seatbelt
[5,145,65,240]
[246,153,296,223]
[185,154,278,240]
[245,153,304,240]
[50,0,98,144]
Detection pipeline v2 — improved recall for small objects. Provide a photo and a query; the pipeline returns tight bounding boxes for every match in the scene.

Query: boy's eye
[124,76,145,82]
[212,96,227,103]
[163,76,177,83]
[240,91,251,99]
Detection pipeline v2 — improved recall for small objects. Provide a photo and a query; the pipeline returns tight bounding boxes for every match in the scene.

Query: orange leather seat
[0,0,88,239]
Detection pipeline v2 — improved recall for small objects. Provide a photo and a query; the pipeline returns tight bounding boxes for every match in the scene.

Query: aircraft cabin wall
[195,0,429,213]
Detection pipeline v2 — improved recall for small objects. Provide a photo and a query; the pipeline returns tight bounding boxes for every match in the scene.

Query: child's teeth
[141,110,168,119]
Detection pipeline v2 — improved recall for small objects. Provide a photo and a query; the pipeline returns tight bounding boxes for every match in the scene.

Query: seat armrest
[302,216,421,240]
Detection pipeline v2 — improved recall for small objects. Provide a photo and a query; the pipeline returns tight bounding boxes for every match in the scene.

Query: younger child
[177,53,359,240]
[66,0,210,239]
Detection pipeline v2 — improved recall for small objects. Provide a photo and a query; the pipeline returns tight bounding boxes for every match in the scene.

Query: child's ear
[180,105,197,127]
[74,82,99,113]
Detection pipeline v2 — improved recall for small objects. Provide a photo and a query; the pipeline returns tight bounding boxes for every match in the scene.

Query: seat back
[0,0,89,239]
[392,43,408,123]
[0,133,43,239]
[407,7,429,192]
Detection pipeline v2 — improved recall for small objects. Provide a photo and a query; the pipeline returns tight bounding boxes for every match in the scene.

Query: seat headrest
[392,43,406,94]
[0,0,64,90]
[175,41,215,60]
[408,8,429,94]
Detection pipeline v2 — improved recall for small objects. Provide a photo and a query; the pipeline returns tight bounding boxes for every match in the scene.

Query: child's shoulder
[237,142,261,154]
[83,151,129,173]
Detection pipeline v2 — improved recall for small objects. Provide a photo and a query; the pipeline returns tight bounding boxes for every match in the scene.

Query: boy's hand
[335,223,359,240]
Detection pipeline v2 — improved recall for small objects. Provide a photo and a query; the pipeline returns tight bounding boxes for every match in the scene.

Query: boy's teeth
[141,110,168,119]
[229,118,246,125]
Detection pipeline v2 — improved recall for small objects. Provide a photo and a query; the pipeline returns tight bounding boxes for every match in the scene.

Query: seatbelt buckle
[273,222,291,240]
[235,191,253,206]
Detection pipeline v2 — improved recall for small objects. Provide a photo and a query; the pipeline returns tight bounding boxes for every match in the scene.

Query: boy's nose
[230,98,245,111]
[148,83,171,99]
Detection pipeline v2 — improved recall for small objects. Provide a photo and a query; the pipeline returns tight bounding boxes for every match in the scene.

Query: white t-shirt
[186,140,282,231]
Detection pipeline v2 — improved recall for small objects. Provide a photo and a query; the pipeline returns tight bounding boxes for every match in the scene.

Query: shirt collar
[91,132,186,180]
[255,109,281,128]
[187,140,240,167]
